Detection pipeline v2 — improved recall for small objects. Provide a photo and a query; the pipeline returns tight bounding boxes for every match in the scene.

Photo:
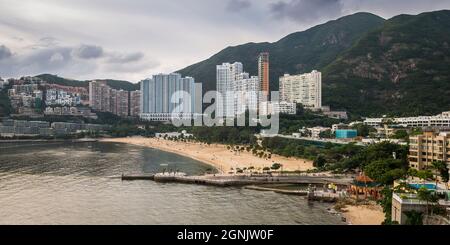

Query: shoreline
[340,204,384,225]
[100,136,314,174]
[101,137,384,225]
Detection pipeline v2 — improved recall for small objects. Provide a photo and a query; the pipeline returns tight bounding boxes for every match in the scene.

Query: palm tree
[431,161,449,183]
[417,187,439,216]
[417,187,431,215]
[404,210,424,225]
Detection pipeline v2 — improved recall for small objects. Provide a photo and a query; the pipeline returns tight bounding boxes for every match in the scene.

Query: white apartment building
[46,89,81,106]
[233,76,260,115]
[140,73,196,121]
[363,111,450,128]
[279,70,322,109]
[0,77,4,90]
[216,62,243,118]
[260,101,296,115]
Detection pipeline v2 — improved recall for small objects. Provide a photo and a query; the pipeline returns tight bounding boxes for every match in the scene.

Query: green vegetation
[324,10,450,116]
[404,210,424,225]
[191,126,259,145]
[262,137,362,167]
[333,142,409,184]
[431,161,450,182]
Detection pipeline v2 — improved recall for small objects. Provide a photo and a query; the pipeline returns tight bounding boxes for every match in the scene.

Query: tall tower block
[258,52,270,100]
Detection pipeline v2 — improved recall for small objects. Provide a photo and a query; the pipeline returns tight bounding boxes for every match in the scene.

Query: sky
[0,0,450,82]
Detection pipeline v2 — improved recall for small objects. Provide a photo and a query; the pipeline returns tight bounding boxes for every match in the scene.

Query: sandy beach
[101,137,314,173]
[342,205,385,225]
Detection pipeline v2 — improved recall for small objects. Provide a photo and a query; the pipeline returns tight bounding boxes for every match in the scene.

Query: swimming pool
[409,183,437,190]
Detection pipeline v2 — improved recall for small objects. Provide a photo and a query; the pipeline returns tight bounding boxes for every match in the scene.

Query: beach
[101,137,314,173]
[342,204,385,225]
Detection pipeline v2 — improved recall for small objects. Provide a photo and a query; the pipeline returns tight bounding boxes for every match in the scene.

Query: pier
[121,174,155,181]
[150,173,352,187]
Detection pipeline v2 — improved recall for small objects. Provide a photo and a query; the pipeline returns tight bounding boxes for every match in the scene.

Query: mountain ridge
[177,10,450,117]
[176,12,386,96]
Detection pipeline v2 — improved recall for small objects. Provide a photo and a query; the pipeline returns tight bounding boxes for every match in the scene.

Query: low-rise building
[308,126,331,139]
[364,111,450,128]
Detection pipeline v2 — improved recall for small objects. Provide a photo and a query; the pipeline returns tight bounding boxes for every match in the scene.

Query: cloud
[72,44,104,59]
[0,45,13,60]
[1,0,450,81]
[107,52,144,63]
[270,0,343,23]
[226,0,252,12]
[0,38,156,80]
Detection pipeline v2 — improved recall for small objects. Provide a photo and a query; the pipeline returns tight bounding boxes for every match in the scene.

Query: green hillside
[177,10,450,117]
[323,10,450,116]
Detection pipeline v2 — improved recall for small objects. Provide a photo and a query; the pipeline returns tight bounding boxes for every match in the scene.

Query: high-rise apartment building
[89,81,111,112]
[111,89,129,117]
[258,52,270,100]
[216,62,243,118]
[140,73,196,121]
[233,76,260,115]
[409,131,450,173]
[89,80,131,117]
[279,70,322,109]
[129,90,141,117]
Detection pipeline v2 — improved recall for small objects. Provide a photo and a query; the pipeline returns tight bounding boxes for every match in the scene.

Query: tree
[319,130,334,139]
[417,187,438,215]
[431,161,449,183]
[364,159,406,185]
[378,187,394,225]
[271,163,282,170]
[352,123,376,137]
[404,210,424,225]
[391,130,408,140]
[313,155,327,168]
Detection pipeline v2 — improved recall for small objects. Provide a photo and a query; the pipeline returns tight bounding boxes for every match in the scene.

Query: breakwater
[122,173,353,188]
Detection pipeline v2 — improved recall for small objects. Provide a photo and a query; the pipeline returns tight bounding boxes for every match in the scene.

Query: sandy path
[100,137,314,173]
[342,205,384,225]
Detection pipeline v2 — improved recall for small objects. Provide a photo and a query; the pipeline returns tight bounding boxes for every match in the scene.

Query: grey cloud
[103,60,159,73]
[0,45,96,77]
[270,0,343,23]
[0,45,13,60]
[107,52,144,63]
[0,40,155,79]
[72,44,104,59]
[226,0,252,12]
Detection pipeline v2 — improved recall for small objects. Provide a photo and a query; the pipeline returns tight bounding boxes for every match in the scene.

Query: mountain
[177,11,450,117]
[36,74,140,91]
[323,10,450,116]
[177,12,385,96]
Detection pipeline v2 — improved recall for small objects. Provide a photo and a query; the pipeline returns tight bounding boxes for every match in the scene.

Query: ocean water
[0,142,343,225]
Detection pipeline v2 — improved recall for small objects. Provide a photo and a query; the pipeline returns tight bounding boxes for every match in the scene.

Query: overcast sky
[1,0,449,82]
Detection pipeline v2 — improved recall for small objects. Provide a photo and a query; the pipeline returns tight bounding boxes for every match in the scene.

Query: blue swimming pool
[409,183,437,190]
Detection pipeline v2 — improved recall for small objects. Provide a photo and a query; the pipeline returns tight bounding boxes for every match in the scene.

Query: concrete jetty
[151,173,352,187]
